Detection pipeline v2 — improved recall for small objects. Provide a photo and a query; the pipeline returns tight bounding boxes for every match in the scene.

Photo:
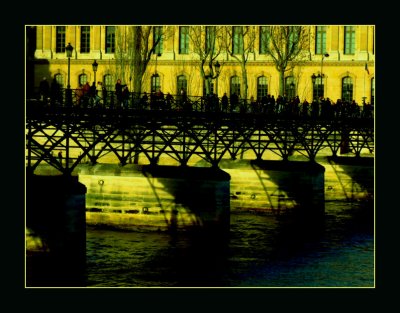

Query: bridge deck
[26,105,374,175]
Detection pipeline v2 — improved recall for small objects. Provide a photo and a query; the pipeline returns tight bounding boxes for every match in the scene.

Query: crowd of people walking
[35,78,374,119]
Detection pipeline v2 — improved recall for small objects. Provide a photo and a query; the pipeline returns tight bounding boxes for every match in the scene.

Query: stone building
[26,25,375,104]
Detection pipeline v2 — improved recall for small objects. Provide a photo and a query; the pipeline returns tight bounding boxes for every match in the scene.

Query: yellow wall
[32,25,375,104]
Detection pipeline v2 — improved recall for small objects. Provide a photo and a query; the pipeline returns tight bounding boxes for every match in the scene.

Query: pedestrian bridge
[26,104,374,175]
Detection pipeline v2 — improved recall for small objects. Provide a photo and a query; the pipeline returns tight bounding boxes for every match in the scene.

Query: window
[312,76,324,101]
[153,26,163,55]
[259,26,269,54]
[344,26,355,55]
[371,78,374,105]
[103,74,113,91]
[177,75,187,95]
[56,26,66,53]
[257,76,268,100]
[179,26,189,54]
[105,26,115,53]
[230,76,240,97]
[342,76,353,102]
[205,26,215,54]
[232,26,243,54]
[54,73,64,88]
[80,26,90,53]
[151,74,161,93]
[315,26,327,55]
[79,74,88,86]
[285,76,296,100]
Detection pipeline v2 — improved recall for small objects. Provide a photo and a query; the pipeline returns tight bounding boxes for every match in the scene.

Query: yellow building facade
[29,25,375,104]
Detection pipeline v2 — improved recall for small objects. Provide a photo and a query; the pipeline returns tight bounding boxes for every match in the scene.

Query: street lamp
[92,60,98,85]
[321,52,329,77]
[155,52,161,75]
[151,53,161,93]
[65,42,73,106]
[320,52,329,100]
[311,73,317,101]
[214,61,221,96]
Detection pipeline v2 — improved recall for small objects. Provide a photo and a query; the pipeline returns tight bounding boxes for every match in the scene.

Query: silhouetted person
[89,82,97,107]
[230,92,238,113]
[115,79,124,108]
[165,92,173,110]
[58,151,63,165]
[221,93,228,113]
[122,85,130,108]
[102,83,108,107]
[50,78,61,107]
[141,92,149,109]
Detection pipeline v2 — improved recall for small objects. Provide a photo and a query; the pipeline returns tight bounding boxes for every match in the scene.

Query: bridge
[26,92,374,175]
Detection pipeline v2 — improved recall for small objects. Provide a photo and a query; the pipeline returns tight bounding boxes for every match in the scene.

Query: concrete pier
[219,159,326,215]
[26,174,87,287]
[79,164,231,234]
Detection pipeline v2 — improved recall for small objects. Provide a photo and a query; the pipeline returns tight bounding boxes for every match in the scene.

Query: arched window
[79,74,88,87]
[285,76,296,100]
[103,74,113,92]
[371,77,375,105]
[54,73,64,89]
[177,75,187,95]
[312,74,324,101]
[257,76,268,100]
[342,76,353,102]
[230,76,240,97]
[151,74,161,93]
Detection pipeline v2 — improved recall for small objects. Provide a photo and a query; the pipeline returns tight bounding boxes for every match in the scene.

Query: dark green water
[86,200,374,287]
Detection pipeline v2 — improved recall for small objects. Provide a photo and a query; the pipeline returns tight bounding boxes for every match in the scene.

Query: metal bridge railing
[27,88,374,120]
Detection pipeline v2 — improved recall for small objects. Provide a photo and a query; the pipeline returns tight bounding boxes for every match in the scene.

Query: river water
[85,199,374,288]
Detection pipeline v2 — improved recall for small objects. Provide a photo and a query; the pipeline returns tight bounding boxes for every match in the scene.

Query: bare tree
[189,26,224,96]
[223,26,257,101]
[115,26,171,97]
[260,26,309,96]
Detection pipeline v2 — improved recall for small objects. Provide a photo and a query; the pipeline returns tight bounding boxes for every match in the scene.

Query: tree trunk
[241,63,248,100]
[205,77,212,96]
[133,71,142,97]
[279,68,285,96]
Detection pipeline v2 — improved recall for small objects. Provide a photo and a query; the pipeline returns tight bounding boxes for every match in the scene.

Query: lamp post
[320,52,329,100]
[311,73,317,101]
[214,61,221,96]
[321,52,329,78]
[92,60,98,85]
[65,43,73,107]
[152,52,161,93]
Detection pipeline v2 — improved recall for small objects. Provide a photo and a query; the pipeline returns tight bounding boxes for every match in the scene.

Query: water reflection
[86,200,373,287]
